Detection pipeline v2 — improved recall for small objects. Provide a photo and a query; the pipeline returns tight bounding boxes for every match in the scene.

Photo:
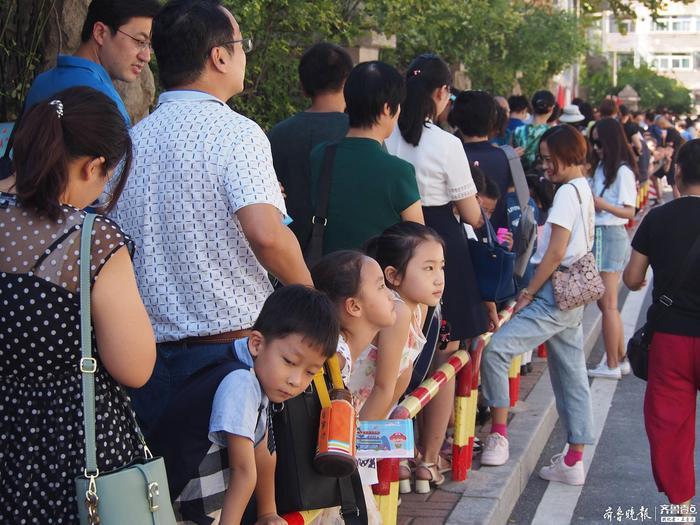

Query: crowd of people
[1,0,700,524]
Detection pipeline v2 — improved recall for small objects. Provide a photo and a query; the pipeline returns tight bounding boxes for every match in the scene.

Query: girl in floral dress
[351,222,445,521]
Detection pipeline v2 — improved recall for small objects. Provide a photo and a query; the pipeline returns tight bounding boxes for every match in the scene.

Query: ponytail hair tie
[49,99,64,119]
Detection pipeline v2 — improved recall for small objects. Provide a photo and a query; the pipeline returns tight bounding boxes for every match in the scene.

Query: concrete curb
[445,298,611,525]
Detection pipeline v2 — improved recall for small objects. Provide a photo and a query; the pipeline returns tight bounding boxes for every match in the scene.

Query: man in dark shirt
[620,105,649,180]
[507,95,529,135]
[268,43,353,249]
[452,90,512,229]
[655,115,684,193]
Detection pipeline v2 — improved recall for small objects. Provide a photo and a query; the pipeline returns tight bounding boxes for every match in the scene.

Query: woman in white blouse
[385,53,498,493]
[587,118,638,380]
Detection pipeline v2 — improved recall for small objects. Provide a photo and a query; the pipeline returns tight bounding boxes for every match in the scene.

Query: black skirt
[424,204,488,341]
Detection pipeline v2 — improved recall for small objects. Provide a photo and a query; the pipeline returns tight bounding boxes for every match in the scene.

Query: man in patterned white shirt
[113,0,312,439]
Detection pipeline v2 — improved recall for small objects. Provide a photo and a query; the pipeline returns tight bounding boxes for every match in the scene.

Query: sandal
[399,460,413,494]
[414,461,446,494]
[437,453,452,474]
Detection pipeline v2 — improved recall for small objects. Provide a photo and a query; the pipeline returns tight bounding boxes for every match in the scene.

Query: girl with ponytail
[0,86,155,522]
[386,54,499,493]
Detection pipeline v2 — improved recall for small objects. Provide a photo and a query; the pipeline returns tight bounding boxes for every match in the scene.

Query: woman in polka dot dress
[0,87,156,523]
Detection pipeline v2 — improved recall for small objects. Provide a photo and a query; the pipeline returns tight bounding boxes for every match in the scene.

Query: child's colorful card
[356,419,414,459]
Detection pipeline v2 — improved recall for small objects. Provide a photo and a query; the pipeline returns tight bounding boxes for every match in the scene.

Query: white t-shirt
[531,177,595,267]
[592,163,637,226]
[385,123,477,207]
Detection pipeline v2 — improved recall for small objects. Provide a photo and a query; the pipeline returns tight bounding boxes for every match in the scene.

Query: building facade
[600,1,700,107]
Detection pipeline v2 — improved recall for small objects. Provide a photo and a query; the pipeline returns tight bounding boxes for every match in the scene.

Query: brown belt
[181,329,252,345]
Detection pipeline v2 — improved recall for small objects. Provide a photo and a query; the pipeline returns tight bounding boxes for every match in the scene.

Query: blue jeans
[481,280,595,445]
[129,341,235,438]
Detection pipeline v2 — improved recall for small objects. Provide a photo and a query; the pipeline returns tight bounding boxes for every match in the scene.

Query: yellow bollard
[374,459,399,525]
[508,354,523,408]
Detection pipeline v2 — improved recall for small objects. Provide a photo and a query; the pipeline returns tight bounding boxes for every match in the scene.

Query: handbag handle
[478,208,498,248]
[79,214,151,481]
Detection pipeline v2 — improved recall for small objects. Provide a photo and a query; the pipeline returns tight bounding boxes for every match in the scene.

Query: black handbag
[304,142,338,268]
[272,360,367,524]
[627,234,700,380]
[468,211,517,302]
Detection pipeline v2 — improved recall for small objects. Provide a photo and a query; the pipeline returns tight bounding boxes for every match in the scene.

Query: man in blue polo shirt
[25,0,160,126]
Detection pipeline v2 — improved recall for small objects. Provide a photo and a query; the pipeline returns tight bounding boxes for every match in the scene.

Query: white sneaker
[539,453,585,485]
[480,433,509,466]
[619,359,632,376]
[587,361,622,380]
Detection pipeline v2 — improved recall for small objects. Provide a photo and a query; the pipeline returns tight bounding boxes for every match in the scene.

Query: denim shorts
[594,224,630,272]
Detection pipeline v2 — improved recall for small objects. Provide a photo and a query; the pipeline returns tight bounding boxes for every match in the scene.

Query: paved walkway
[398,356,549,524]
[510,276,700,525]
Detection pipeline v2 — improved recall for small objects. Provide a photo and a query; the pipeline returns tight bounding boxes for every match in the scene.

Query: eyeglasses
[210,37,254,55]
[117,29,153,53]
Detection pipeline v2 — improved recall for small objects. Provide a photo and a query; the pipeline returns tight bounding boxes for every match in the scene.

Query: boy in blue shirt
[150,285,339,525]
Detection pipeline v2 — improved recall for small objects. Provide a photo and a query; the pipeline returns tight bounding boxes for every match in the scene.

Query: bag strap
[657,233,700,309]
[339,473,368,525]
[313,372,332,409]
[314,142,338,225]
[305,142,339,265]
[566,182,592,252]
[79,213,99,475]
[479,208,498,248]
[500,145,529,213]
[79,214,151,480]
[314,351,350,409]
[327,354,345,390]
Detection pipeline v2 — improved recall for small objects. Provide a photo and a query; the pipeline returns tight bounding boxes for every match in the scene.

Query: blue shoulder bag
[468,211,517,303]
[74,214,176,525]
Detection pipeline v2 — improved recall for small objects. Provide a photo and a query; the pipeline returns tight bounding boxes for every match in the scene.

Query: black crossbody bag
[628,234,700,380]
[272,360,367,524]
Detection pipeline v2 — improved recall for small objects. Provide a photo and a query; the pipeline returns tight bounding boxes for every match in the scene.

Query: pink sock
[564,449,583,466]
[491,423,507,437]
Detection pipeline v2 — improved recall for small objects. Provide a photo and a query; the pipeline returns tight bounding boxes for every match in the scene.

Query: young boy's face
[248,332,328,403]
[478,195,497,219]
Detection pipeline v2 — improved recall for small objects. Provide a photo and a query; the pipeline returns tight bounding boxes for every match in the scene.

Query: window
[652,54,693,71]
[618,53,634,68]
[609,16,635,33]
[653,16,695,32]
